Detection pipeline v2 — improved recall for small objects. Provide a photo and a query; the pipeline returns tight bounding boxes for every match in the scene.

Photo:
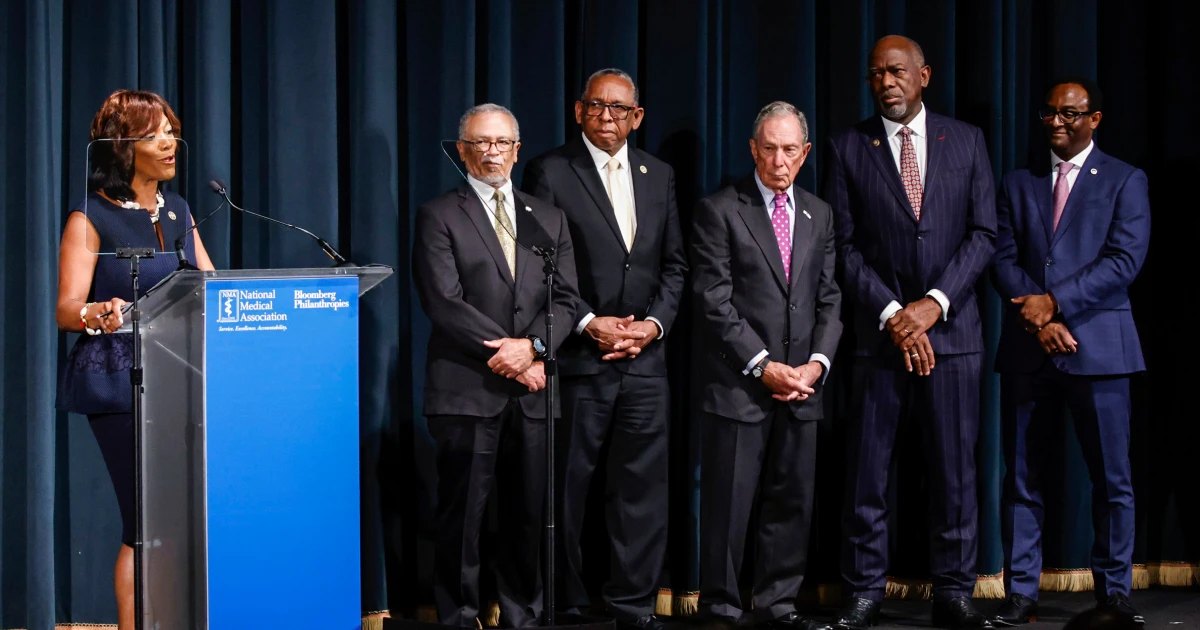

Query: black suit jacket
[413,183,579,418]
[522,136,687,377]
[690,176,843,422]
[825,111,997,357]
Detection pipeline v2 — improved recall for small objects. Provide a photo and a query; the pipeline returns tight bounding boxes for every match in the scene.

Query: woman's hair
[87,90,181,202]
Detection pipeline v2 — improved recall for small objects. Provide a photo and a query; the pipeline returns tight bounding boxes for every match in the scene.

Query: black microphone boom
[174,197,228,270]
[206,179,354,267]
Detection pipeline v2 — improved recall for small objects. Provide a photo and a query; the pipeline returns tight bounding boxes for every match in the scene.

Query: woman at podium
[54,89,214,629]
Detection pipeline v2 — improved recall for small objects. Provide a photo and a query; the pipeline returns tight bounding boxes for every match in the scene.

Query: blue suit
[993,145,1150,601]
[826,110,996,601]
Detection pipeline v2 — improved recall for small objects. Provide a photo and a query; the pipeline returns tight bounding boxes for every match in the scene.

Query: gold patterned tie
[492,189,516,278]
[606,157,635,249]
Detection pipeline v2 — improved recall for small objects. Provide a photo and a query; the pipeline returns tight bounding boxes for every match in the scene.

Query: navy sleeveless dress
[56,190,198,545]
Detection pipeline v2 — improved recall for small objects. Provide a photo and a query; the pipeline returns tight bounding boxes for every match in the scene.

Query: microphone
[207,179,354,267]
[438,141,556,259]
[174,197,229,270]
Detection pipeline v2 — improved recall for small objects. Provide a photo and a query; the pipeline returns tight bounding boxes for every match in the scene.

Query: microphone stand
[531,243,557,627]
[116,245,154,630]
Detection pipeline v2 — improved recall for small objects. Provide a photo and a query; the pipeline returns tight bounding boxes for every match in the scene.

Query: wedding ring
[910,353,919,359]
[903,328,911,335]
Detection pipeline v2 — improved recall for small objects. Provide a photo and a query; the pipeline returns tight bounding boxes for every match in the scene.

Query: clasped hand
[1012,293,1057,332]
[761,361,823,402]
[585,315,656,361]
[1036,322,1078,355]
[886,297,943,350]
[482,337,546,392]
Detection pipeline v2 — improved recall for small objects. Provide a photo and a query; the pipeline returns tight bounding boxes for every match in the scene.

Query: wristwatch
[751,356,770,379]
[527,335,548,360]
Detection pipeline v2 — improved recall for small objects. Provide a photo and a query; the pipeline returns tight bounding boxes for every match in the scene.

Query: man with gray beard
[824,36,997,630]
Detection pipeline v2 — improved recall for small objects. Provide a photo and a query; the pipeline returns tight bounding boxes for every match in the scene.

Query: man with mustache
[824,35,997,629]
[522,68,686,630]
[413,103,579,628]
[990,78,1149,627]
[691,101,841,630]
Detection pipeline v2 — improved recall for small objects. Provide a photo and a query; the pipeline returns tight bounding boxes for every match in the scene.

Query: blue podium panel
[204,277,361,629]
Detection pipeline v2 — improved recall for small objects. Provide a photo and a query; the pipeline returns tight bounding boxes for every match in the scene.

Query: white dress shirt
[742,172,831,382]
[1050,140,1094,194]
[467,174,517,237]
[877,105,950,327]
[574,134,663,340]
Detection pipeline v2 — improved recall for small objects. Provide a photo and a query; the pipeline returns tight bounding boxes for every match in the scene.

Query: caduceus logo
[216,289,240,323]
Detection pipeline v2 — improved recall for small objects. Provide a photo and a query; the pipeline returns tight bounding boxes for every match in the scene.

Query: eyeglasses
[1039,107,1092,124]
[461,139,517,152]
[581,100,638,120]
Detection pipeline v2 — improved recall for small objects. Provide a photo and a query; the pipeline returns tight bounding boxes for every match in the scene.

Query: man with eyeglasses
[413,103,579,628]
[990,78,1150,627]
[522,68,686,630]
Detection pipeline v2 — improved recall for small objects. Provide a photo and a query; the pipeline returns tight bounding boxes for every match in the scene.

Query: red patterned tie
[771,193,791,282]
[898,127,923,220]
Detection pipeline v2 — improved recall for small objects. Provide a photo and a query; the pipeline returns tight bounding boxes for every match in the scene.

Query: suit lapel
[512,190,538,294]
[789,193,815,290]
[1033,164,1055,245]
[1051,148,1108,248]
[861,118,918,222]
[569,142,628,252]
[922,117,944,212]
[736,179,788,292]
[628,148,651,254]
[458,185,515,286]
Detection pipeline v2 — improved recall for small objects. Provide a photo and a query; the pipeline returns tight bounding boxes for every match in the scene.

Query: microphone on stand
[204,179,355,267]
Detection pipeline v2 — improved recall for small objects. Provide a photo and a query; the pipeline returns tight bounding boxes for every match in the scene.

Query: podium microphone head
[208,179,227,195]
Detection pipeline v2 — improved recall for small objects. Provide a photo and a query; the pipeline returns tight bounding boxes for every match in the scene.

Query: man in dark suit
[413,103,579,628]
[522,68,687,630]
[825,36,997,630]
[990,79,1149,627]
[691,101,841,630]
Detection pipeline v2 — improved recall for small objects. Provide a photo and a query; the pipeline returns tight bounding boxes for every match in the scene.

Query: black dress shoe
[931,597,992,629]
[760,611,832,630]
[1103,594,1145,626]
[832,598,880,630]
[616,614,668,630]
[990,594,1037,626]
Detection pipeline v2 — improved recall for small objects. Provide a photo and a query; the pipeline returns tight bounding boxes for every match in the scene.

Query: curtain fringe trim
[32,566,1197,629]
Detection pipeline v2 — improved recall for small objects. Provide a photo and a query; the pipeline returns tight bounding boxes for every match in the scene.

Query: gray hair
[581,68,640,106]
[458,103,520,142]
[752,101,810,145]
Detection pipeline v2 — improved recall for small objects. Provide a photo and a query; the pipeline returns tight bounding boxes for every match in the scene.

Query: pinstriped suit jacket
[825,111,997,357]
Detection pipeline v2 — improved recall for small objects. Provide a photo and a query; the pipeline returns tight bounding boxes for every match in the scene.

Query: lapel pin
[167,211,177,221]
[525,205,533,212]
[639,165,647,174]
[1090,168,1098,175]
[872,139,881,146]
[802,210,812,220]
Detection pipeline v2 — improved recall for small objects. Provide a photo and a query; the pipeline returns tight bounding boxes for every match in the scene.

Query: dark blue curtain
[2,0,1196,627]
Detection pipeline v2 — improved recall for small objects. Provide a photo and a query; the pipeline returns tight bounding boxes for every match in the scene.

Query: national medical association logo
[217,289,240,323]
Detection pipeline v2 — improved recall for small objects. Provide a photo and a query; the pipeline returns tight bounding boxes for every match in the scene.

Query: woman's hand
[88,298,127,334]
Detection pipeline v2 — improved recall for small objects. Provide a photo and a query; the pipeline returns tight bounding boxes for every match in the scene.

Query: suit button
[917,235,923,240]
[624,263,631,270]
[1046,259,1054,267]
[782,339,790,346]
[790,304,796,311]
[514,306,522,314]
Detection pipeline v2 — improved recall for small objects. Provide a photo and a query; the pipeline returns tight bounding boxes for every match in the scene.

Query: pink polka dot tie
[771,192,791,282]
[898,126,923,220]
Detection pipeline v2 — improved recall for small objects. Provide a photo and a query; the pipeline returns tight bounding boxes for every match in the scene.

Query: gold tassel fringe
[974,573,1006,599]
[1146,562,1198,587]
[362,610,391,630]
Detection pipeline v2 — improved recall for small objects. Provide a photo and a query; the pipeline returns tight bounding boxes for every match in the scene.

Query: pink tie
[1052,161,1074,232]
[771,193,791,281]
[898,127,923,220]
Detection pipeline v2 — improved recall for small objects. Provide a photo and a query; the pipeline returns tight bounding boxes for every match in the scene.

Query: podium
[131,266,392,629]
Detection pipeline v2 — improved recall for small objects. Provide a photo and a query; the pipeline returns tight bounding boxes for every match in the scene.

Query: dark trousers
[559,369,669,619]
[429,404,545,628]
[840,353,982,601]
[1001,366,1134,601]
[699,407,818,623]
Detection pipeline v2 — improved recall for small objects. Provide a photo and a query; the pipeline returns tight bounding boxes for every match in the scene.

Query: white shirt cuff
[809,353,831,383]
[879,301,902,330]
[645,316,665,340]
[575,312,596,335]
[925,289,950,321]
[743,349,769,375]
